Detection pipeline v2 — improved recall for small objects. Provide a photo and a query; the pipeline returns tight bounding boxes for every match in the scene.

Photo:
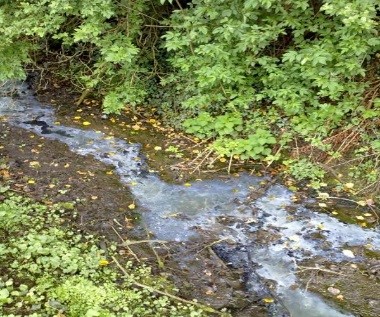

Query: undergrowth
[0,186,220,317]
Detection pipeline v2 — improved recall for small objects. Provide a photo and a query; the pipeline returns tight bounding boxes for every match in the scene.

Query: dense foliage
[0,0,379,172]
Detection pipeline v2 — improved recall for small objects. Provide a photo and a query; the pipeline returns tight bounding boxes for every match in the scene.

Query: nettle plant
[163,0,380,160]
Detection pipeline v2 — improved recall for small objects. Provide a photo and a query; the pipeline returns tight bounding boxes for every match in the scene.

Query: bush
[0,0,379,161]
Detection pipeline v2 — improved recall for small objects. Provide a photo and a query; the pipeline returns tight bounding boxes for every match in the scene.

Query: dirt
[297,258,380,317]
[0,121,136,241]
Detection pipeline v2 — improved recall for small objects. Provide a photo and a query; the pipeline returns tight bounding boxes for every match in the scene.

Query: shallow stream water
[1,82,379,317]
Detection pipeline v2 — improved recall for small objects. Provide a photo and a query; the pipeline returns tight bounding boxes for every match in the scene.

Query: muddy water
[1,82,379,317]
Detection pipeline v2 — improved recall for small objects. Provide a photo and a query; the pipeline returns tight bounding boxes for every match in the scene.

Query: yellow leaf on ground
[154,146,162,151]
[82,121,91,126]
[318,192,330,200]
[27,179,35,184]
[128,203,136,209]
[29,161,40,168]
[184,183,192,187]
[344,182,354,189]
[263,298,274,303]
[99,259,109,266]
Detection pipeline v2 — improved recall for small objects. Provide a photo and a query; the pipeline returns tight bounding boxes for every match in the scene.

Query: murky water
[2,82,380,316]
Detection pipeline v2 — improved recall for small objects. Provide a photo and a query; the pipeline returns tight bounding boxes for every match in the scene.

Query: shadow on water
[1,81,380,316]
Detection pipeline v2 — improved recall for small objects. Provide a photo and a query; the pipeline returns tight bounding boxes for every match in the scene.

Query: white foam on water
[2,81,378,317]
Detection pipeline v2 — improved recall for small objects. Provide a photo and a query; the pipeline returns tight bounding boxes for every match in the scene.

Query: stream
[1,81,380,317]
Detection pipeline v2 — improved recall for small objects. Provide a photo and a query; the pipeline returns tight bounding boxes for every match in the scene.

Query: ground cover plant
[0,0,379,198]
[0,184,221,316]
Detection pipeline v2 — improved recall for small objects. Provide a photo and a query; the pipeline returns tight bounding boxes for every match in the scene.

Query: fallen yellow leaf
[99,259,109,266]
[128,203,136,209]
[29,161,40,168]
[344,182,354,189]
[82,121,91,126]
[318,192,330,200]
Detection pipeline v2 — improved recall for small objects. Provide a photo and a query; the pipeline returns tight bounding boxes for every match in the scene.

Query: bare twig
[191,148,214,174]
[111,225,140,262]
[227,155,233,174]
[297,266,345,276]
[196,238,228,255]
[111,256,225,315]
[120,239,167,246]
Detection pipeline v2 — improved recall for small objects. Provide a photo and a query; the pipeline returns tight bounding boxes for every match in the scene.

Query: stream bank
[1,81,379,316]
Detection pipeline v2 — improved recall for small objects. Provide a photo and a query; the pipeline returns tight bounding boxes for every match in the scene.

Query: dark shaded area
[213,242,291,317]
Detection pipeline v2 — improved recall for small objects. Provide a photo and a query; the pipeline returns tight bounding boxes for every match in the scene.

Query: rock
[327,287,341,296]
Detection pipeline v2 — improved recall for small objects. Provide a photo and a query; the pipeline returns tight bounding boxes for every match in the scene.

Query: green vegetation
[0,0,379,193]
[0,187,219,316]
